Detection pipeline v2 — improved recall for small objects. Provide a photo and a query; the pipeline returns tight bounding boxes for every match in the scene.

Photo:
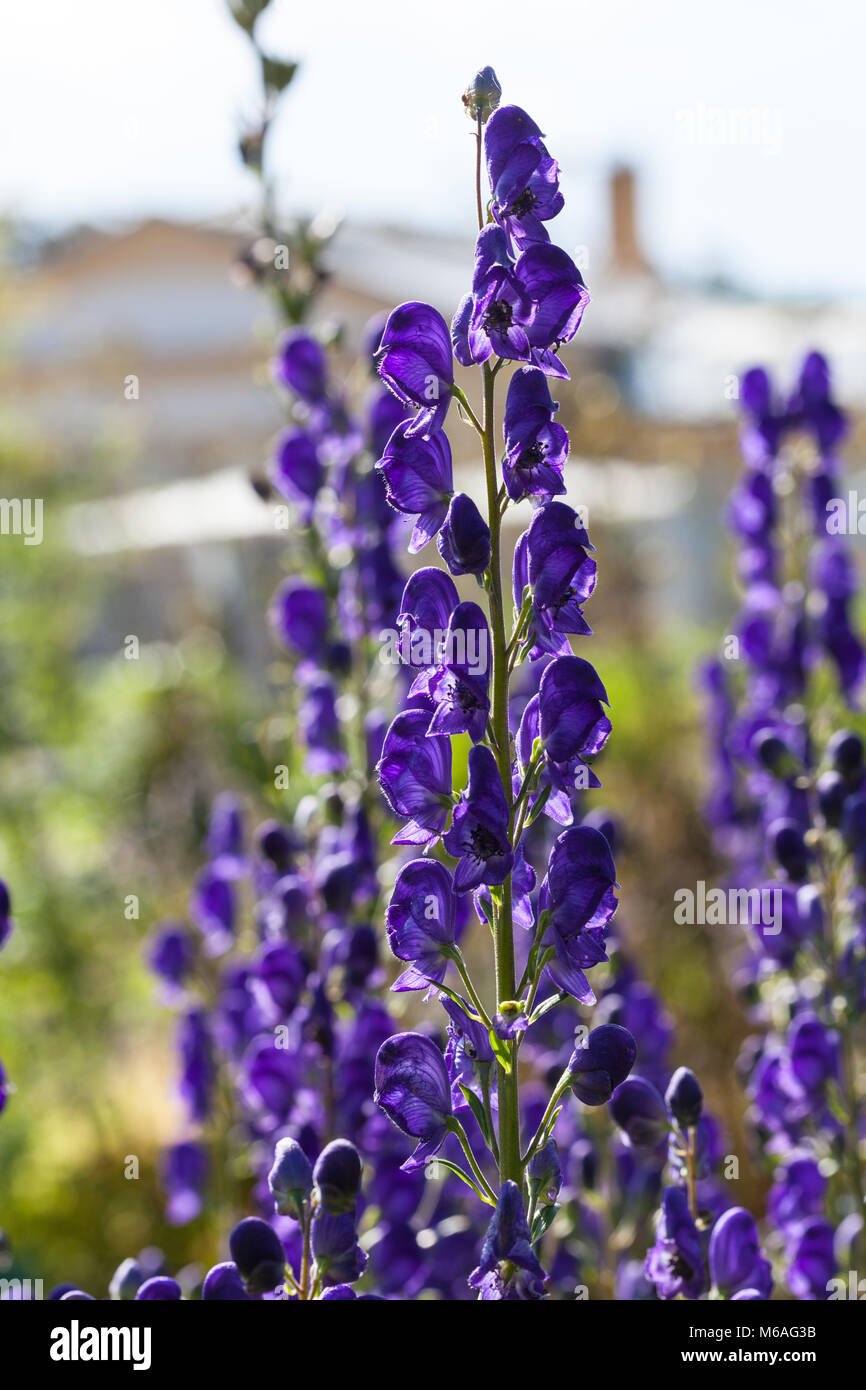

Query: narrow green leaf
[488,1028,512,1074]
[459,1084,491,1145]
[531,1203,560,1246]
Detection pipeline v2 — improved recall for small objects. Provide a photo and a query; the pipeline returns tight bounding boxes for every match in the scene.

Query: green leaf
[528,991,565,1026]
[459,1084,491,1145]
[531,1203,560,1246]
[430,1159,495,1205]
[487,1027,512,1074]
[261,56,299,94]
[525,783,552,827]
[435,979,483,1022]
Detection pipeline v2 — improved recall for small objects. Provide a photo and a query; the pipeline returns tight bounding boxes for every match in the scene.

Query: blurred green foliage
[0,415,277,1291]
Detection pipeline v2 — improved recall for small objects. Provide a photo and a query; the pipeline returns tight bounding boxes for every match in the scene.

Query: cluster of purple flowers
[703,352,865,1298]
[368,69,660,1299]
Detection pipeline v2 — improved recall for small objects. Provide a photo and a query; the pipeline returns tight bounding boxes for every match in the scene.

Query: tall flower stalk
[372,70,627,1295]
[703,351,866,1296]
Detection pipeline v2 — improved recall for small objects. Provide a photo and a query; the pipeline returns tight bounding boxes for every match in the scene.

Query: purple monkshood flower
[252,942,307,1017]
[644,1187,706,1300]
[376,419,453,552]
[299,676,347,775]
[0,878,11,950]
[161,1140,209,1226]
[269,427,324,518]
[515,502,597,656]
[397,567,460,669]
[375,302,453,438]
[568,1023,637,1105]
[786,1217,836,1300]
[374,1032,453,1171]
[708,1207,773,1299]
[468,1180,546,1300]
[788,350,848,454]
[412,601,491,743]
[527,500,596,614]
[441,993,495,1106]
[377,708,453,845]
[538,654,611,779]
[148,922,194,990]
[783,1011,840,1097]
[518,243,590,375]
[485,105,564,251]
[271,330,328,402]
[367,382,410,458]
[457,225,535,364]
[502,366,568,502]
[437,493,491,576]
[767,1154,827,1232]
[189,865,237,955]
[177,1008,215,1124]
[243,1037,298,1122]
[0,1059,9,1115]
[206,792,245,871]
[538,825,617,1002]
[269,579,329,661]
[386,858,457,991]
[443,745,513,892]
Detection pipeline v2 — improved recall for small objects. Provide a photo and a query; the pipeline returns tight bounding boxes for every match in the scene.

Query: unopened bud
[462,67,502,123]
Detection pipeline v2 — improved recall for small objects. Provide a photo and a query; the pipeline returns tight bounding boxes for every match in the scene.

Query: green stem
[685,1127,697,1220]
[480,356,521,1190]
[452,950,493,1030]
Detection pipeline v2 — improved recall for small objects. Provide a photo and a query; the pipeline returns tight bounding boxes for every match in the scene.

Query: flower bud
[135,1276,181,1301]
[228,1217,286,1295]
[568,1024,637,1106]
[108,1258,143,1301]
[313,1139,363,1215]
[766,817,810,882]
[816,769,847,827]
[827,728,864,779]
[268,1137,314,1219]
[751,728,800,780]
[609,1077,668,1148]
[201,1261,251,1301]
[527,1138,561,1205]
[664,1066,703,1129]
[462,67,502,123]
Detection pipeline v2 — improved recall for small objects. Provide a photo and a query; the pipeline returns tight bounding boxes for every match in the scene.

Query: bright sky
[2,0,865,298]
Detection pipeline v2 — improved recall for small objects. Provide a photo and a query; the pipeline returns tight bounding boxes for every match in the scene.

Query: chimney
[608,165,651,275]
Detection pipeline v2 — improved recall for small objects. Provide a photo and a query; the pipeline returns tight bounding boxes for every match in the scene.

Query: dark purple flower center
[519,442,547,467]
[470,825,504,862]
[508,189,540,219]
[668,1251,696,1281]
[484,299,514,332]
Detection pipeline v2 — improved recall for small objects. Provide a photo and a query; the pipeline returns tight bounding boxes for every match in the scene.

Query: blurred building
[4,171,865,647]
